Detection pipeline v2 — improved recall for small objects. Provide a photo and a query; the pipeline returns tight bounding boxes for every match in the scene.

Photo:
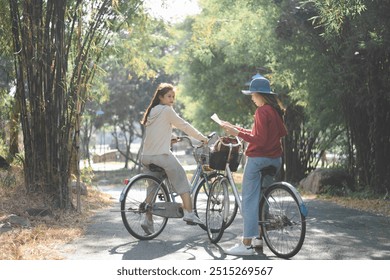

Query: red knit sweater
[237,104,287,158]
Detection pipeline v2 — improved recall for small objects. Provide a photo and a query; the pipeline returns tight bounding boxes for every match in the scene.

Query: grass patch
[318,189,390,217]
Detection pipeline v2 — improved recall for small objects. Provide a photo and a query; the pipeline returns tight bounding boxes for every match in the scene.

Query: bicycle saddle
[148,163,165,173]
[261,166,277,177]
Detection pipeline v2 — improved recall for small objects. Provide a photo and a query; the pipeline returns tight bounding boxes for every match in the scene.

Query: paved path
[60,183,390,260]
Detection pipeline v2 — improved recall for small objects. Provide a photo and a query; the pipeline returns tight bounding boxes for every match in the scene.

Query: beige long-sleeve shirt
[142,105,207,155]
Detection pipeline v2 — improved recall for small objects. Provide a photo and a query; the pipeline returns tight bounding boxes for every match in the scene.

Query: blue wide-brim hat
[241,76,275,95]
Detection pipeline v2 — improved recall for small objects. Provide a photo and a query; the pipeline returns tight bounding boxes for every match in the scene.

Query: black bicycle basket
[209,136,242,171]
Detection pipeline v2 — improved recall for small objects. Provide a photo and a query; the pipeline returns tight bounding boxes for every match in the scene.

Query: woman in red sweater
[221,76,287,256]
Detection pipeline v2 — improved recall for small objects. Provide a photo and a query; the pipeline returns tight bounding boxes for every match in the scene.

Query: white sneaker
[225,243,254,256]
[183,211,204,225]
[252,238,263,253]
[141,214,154,235]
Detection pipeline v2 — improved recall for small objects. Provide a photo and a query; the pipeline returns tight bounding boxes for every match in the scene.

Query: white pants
[141,153,190,194]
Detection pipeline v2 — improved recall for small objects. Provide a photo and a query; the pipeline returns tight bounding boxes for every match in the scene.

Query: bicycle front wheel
[193,172,221,230]
[259,183,306,259]
[120,174,169,240]
[223,177,238,229]
[206,176,229,243]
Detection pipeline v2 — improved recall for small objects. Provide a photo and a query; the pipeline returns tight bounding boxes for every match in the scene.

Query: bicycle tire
[206,176,229,243]
[120,174,169,240]
[223,177,239,229]
[193,172,238,231]
[193,172,221,230]
[259,183,306,258]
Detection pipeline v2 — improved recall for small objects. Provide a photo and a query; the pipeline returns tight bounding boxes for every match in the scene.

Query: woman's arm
[220,120,251,136]
[167,107,207,142]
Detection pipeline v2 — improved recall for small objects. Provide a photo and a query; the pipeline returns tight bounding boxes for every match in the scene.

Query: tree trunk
[8,0,120,209]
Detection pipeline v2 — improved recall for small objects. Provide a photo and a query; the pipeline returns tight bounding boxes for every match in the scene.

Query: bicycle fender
[268,181,309,217]
[119,173,148,203]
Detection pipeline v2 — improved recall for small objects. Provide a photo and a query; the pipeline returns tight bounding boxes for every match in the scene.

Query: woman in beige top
[139,83,207,235]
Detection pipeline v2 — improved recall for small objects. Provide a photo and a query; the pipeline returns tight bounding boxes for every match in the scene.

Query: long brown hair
[258,93,285,119]
[140,83,175,125]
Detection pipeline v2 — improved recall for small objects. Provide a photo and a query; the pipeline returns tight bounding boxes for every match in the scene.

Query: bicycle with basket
[119,132,222,239]
[205,135,308,259]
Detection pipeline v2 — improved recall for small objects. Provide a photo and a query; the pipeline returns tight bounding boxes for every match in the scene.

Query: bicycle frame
[121,135,215,202]
[205,135,308,257]
[120,132,226,239]
[189,161,209,192]
[215,136,308,220]
[215,136,244,213]
[224,164,242,213]
[125,166,206,205]
[124,134,219,215]
[224,165,308,217]
[177,135,219,203]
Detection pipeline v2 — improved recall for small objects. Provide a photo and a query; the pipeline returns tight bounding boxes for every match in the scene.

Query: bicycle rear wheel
[206,176,229,243]
[120,174,169,240]
[259,183,306,258]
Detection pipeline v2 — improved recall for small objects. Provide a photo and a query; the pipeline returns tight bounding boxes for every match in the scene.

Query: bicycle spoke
[193,172,221,230]
[206,177,227,243]
[260,184,306,258]
[121,175,169,240]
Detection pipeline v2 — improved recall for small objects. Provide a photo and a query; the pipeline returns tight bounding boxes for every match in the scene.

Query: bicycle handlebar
[175,132,216,148]
[174,132,243,152]
[216,135,243,148]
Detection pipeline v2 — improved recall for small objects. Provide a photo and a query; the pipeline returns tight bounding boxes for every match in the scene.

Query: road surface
[60,183,390,260]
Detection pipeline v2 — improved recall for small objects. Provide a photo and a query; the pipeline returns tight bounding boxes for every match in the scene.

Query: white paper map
[211,113,222,125]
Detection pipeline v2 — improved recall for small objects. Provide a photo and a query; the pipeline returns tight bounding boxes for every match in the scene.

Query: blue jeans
[241,156,282,239]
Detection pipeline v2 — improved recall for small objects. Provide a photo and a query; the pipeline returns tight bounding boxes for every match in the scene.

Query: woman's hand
[220,120,233,127]
[221,123,239,136]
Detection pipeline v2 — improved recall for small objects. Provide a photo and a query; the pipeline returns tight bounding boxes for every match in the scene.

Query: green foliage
[347,189,384,200]
[173,0,329,180]
[171,0,390,193]
[4,0,149,209]
[321,184,351,197]
[1,0,388,201]
[173,0,281,132]
[303,0,366,37]
[80,166,94,187]
[304,0,390,193]
[87,15,180,168]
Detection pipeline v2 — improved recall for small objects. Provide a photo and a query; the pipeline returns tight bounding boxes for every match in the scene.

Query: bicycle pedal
[252,238,263,253]
[253,246,263,254]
